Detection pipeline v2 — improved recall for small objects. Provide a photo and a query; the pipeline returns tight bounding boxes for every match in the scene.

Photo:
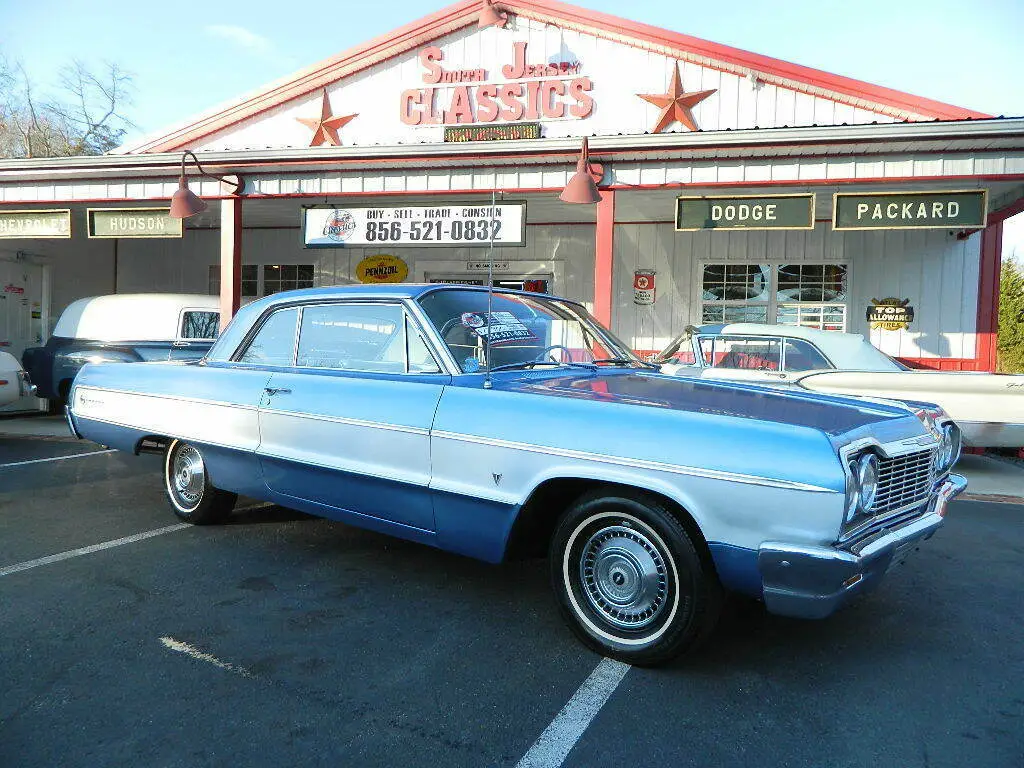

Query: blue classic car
[67,285,965,665]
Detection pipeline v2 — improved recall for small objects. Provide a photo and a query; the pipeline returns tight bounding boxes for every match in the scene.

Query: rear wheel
[550,490,722,666]
[164,439,236,524]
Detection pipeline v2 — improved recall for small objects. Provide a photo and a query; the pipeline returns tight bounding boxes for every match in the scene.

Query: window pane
[297,304,404,371]
[783,339,832,372]
[180,311,220,340]
[721,305,768,323]
[406,316,440,373]
[706,337,782,370]
[210,265,258,298]
[778,263,847,302]
[239,307,298,366]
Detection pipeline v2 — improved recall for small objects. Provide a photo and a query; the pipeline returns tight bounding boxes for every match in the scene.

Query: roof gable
[118,0,989,155]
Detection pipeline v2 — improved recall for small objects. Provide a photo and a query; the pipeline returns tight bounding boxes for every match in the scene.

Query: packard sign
[88,208,182,238]
[0,209,71,239]
[833,191,987,230]
[303,203,526,248]
[675,194,815,231]
[867,298,915,331]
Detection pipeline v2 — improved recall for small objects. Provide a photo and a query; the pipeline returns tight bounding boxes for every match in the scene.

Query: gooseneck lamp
[559,137,603,204]
[477,0,508,29]
[169,150,244,219]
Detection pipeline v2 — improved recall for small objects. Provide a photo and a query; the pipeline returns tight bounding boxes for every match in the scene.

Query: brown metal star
[296,89,358,147]
[637,64,716,133]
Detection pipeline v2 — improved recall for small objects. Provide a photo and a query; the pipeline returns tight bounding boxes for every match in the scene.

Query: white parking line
[0,449,116,468]
[159,636,254,678]
[515,657,631,768]
[0,524,189,577]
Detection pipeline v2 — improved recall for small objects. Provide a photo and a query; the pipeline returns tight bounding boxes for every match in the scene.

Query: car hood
[495,369,914,436]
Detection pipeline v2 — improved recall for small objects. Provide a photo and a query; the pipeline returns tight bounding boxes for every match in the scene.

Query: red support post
[219,197,243,330]
[975,220,1003,372]
[594,189,615,328]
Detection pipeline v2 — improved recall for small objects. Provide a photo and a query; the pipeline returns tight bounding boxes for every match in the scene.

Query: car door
[254,300,449,532]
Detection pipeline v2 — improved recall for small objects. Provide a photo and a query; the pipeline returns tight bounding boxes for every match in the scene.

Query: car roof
[256,283,570,304]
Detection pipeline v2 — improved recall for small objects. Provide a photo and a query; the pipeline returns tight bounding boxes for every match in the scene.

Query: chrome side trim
[259,407,431,436]
[431,430,838,493]
[73,385,260,412]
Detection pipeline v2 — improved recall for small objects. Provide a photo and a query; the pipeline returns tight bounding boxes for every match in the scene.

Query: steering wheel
[534,344,574,364]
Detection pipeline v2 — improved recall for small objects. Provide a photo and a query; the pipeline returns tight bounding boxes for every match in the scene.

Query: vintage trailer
[67,285,965,665]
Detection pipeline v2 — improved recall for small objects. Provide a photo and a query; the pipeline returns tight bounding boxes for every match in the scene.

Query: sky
[1,0,1022,252]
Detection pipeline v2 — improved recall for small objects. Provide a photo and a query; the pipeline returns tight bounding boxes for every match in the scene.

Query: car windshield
[418,288,645,373]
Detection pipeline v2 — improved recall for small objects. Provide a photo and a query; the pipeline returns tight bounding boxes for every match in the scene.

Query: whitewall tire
[550,490,722,666]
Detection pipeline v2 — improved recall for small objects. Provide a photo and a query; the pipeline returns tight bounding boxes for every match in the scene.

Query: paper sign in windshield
[461,311,538,346]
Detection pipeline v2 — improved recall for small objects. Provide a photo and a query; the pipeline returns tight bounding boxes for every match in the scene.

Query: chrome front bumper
[758,473,967,619]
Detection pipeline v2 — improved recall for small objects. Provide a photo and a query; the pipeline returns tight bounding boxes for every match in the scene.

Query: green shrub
[998,258,1024,373]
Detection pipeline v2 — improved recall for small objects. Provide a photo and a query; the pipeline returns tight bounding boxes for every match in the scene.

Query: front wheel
[164,439,237,524]
[550,490,722,666]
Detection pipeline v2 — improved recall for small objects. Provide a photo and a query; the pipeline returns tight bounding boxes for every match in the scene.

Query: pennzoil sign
[867,298,914,331]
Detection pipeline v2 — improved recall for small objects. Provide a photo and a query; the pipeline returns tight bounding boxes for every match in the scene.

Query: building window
[701,263,848,331]
[209,265,258,299]
[700,264,771,324]
[263,264,314,295]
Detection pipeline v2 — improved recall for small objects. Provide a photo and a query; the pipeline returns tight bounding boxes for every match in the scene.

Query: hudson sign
[400,41,593,127]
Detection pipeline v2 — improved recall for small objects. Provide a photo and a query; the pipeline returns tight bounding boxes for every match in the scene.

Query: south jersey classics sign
[303,203,526,248]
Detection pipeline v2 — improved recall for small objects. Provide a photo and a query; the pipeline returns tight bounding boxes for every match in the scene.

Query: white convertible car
[0,350,35,408]
[656,323,1024,449]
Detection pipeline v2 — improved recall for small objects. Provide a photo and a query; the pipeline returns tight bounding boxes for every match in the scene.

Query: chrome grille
[871,448,936,515]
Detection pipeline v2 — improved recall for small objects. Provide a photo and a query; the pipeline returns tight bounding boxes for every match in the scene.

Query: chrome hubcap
[171,445,204,508]
[580,524,668,629]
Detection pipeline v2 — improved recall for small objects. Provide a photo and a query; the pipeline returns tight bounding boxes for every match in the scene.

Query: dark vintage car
[23,293,219,402]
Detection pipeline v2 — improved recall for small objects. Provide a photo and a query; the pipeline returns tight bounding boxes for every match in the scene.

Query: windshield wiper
[488,360,598,373]
[591,357,661,370]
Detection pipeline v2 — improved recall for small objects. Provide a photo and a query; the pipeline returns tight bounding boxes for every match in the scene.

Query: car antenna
[483,189,498,390]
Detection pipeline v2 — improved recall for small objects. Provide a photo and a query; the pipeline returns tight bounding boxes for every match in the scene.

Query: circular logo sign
[356,255,409,284]
[323,209,356,242]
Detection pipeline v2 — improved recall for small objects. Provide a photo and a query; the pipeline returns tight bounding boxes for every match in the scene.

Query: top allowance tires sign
[304,203,526,248]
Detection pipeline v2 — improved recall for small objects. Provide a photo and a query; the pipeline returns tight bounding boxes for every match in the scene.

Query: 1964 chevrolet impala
[67,285,965,665]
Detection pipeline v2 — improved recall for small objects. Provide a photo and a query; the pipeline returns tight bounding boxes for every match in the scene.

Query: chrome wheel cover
[170,444,205,510]
[579,524,668,630]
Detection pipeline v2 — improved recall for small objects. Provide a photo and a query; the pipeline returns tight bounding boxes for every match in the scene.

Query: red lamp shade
[169,176,208,219]
[559,138,602,204]
[478,0,507,28]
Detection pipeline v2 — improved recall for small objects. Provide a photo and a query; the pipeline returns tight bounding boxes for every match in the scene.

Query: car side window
[783,339,833,372]
[701,336,782,370]
[296,303,437,373]
[238,307,299,366]
[180,310,220,340]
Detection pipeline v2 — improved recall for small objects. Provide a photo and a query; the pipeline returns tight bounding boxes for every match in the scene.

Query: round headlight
[939,424,961,471]
[856,453,879,512]
[845,464,861,522]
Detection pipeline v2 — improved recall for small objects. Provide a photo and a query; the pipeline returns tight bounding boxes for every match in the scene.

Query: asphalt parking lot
[1,433,1022,768]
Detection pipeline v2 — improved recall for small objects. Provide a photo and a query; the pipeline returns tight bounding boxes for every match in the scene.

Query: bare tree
[0,56,135,158]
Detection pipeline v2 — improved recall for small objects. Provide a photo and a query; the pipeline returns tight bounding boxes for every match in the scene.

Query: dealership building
[1,0,1022,410]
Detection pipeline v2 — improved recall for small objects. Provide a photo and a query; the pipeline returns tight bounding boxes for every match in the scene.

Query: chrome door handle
[264,387,292,396]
